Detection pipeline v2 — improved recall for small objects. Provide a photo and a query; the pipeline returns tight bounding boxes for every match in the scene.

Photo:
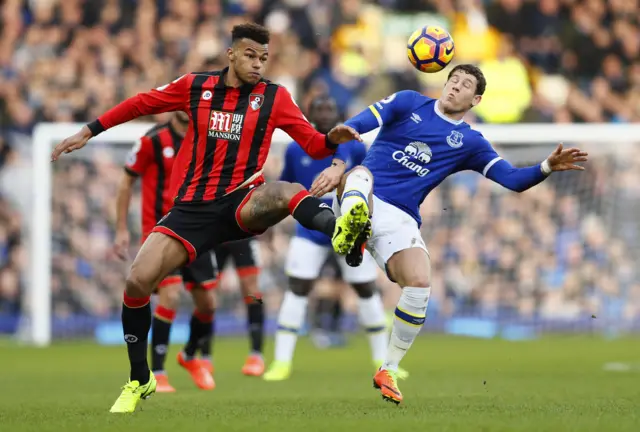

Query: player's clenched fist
[546,143,589,172]
[51,125,93,162]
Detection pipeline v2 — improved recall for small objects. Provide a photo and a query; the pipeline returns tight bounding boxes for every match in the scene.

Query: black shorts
[153,186,262,264]
[160,251,218,291]
[215,239,260,277]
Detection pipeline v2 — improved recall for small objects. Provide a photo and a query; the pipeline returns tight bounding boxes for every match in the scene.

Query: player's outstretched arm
[481,143,588,193]
[51,75,189,161]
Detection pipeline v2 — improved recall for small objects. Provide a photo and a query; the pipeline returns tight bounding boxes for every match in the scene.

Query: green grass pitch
[0,335,638,431]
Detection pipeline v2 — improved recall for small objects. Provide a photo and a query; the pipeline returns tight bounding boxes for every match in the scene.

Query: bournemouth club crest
[249,94,264,111]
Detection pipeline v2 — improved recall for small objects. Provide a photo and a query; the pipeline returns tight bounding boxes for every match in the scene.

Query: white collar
[435,100,464,125]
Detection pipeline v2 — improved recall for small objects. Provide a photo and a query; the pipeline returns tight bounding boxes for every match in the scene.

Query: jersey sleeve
[273,86,336,160]
[464,133,548,192]
[279,143,296,182]
[89,75,191,136]
[124,136,154,176]
[344,90,418,134]
[351,142,367,166]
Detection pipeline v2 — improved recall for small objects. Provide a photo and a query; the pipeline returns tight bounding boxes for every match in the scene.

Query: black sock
[122,295,152,384]
[198,312,215,358]
[151,306,175,372]
[329,300,342,332]
[245,295,264,354]
[290,192,335,237]
[184,311,213,357]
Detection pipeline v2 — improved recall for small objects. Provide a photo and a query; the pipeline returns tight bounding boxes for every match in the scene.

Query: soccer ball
[407,25,455,73]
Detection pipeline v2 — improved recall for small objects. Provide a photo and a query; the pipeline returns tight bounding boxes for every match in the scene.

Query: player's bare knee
[125,271,153,298]
[159,285,180,309]
[352,281,376,299]
[289,277,313,297]
[400,272,430,288]
[240,277,259,297]
[280,181,305,200]
[192,288,216,314]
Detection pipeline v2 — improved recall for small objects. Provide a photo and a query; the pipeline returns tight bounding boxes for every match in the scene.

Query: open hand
[51,125,93,162]
[327,124,362,145]
[112,229,130,261]
[310,161,345,197]
[547,143,589,172]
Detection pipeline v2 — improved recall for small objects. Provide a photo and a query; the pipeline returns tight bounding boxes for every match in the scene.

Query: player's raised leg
[238,181,336,236]
[151,278,182,393]
[374,247,431,405]
[110,232,188,413]
[333,167,374,255]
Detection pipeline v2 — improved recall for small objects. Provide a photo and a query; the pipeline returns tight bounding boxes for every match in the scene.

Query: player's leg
[151,276,182,393]
[332,166,374,255]
[193,285,217,372]
[110,232,188,413]
[237,181,336,240]
[366,196,430,405]
[311,257,347,348]
[264,236,328,381]
[383,248,430,372]
[311,281,346,348]
[228,239,265,376]
[177,253,217,390]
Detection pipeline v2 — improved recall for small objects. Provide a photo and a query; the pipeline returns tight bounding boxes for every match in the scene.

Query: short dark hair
[447,64,486,96]
[231,23,270,45]
[309,94,337,113]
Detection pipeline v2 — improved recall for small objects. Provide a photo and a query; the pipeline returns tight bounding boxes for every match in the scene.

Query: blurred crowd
[0,0,639,332]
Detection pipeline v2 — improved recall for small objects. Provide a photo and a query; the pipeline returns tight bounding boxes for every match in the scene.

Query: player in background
[211,239,266,376]
[114,112,216,392]
[263,96,405,381]
[52,23,361,413]
[312,64,589,404]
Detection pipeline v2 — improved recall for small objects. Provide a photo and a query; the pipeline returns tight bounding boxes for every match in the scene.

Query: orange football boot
[177,352,215,390]
[373,369,403,405]
[241,354,265,377]
[201,358,214,374]
[155,373,176,393]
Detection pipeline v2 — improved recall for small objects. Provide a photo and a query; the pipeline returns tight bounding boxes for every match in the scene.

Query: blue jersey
[345,91,547,225]
[280,140,367,245]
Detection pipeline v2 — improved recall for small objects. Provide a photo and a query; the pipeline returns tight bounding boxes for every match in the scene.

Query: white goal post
[27,122,640,346]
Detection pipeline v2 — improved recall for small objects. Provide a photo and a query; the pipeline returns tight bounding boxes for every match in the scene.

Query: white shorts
[334,194,428,272]
[285,236,378,284]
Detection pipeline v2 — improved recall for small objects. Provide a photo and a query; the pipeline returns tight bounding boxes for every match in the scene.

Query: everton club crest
[249,94,264,111]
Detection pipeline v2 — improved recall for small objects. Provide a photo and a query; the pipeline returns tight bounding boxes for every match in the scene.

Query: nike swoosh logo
[381,383,401,397]
[333,226,342,240]
[445,45,454,55]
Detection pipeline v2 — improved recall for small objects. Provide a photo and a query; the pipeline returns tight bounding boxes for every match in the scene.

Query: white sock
[340,169,372,215]
[273,291,308,363]
[383,287,431,372]
[357,292,389,363]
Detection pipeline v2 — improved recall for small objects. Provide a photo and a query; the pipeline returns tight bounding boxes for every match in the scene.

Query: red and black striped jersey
[94,68,338,204]
[124,121,182,240]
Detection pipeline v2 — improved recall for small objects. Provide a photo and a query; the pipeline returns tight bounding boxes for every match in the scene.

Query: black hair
[231,23,270,45]
[308,94,337,114]
[447,64,486,96]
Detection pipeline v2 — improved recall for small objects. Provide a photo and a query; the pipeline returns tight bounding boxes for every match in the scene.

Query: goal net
[9,123,640,345]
